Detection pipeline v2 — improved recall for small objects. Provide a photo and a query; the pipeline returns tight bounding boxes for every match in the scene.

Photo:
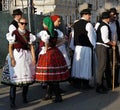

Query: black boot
[22,86,29,103]
[10,86,16,108]
[52,82,62,103]
[96,84,108,94]
[43,83,53,100]
[58,83,66,93]
[53,95,62,103]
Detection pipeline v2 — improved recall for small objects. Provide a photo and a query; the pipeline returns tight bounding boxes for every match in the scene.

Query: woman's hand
[32,59,36,66]
[11,58,16,67]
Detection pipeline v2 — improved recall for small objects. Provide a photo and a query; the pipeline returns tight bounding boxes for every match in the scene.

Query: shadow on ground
[0,81,120,110]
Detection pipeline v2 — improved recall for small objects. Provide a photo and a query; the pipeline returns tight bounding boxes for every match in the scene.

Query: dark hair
[80,9,91,16]
[101,11,110,19]
[110,8,118,14]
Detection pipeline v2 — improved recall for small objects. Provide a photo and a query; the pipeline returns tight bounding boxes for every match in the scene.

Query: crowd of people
[1,7,120,108]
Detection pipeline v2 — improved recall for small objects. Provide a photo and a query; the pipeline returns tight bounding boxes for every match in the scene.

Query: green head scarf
[43,17,54,38]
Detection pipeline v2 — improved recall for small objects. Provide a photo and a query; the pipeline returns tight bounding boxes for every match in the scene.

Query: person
[9,9,23,34]
[6,17,36,108]
[65,23,72,37]
[50,15,71,91]
[35,17,70,103]
[71,9,96,89]
[50,15,71,69]
[67,22,76,86]
[94,15,102,31]
[4,9,23,108]
[68,23,75,71]
[95,11,116,93]
[109,8,120,87]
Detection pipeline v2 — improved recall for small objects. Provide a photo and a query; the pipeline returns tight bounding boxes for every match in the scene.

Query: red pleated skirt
[36,47,70,82]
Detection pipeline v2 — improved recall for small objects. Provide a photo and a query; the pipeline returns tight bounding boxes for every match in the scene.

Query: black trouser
[10,85,29,104]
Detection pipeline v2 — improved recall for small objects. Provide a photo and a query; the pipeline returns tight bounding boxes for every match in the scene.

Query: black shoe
[82,85,94,90]
[102,86,111,91]
[59,88,66,93]
[96,87,108,94]
[52,96,62,103]
[115,83,119,87]
[10,103,16,108]
[43,96,52,100]
[23,98,28,103]
[52,98,62,103]
[10,98,16,108]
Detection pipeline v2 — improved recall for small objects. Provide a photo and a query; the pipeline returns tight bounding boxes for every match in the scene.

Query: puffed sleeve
[9,24,16,34]
[38,30,50,44]
[55,29,64,39]
[28,33,36,44]
[6,33,15,44]
[36,32,41,39]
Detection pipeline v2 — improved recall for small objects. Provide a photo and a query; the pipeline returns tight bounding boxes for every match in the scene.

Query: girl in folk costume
[6,18,36,108]
[36,17,70,102]
[50,15,71,69]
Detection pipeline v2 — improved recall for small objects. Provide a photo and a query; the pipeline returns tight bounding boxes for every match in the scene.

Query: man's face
[110,12,117,21]
[15,14,22,21]
[84,14,91,21]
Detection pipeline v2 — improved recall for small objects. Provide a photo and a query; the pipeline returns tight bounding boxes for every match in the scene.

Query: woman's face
[43,23,48,30]
[54,18,61,27]
[18,18,27,30]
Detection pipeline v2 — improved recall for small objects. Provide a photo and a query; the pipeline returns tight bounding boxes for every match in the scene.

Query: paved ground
[1,69,120,110]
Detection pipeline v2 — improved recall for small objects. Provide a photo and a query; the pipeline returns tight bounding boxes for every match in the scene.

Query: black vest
[73,19,93,47]
[96,21,111,43]
[11,20,18,29]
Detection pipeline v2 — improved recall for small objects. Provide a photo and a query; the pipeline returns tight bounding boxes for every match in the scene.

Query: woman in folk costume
[71,9,96,89]
[50,15,71,92]
[50,15,71,69]
[6,18,36,108]
[36,17,70,102]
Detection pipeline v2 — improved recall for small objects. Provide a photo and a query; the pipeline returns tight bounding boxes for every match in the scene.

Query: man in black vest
[71,9,96,89]
[8,9,23,34]
[96,11,116,94]
[109,8,120,87]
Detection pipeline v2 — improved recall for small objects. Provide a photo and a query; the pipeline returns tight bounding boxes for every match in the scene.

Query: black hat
[110,8,118,14]
[80,9,91,16]
[12,9,23,15]
[101,11,110,19]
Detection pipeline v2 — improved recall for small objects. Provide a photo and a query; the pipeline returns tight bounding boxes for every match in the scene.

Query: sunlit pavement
[1,69,120,110]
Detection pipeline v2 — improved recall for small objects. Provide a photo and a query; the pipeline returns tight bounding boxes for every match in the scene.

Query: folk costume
[36,17,69,82]
[1,10,36,108]
[6,25,36,107]
[36,17,69,102]
[95,12,114,93]
[6,29,36,85]
[71,9,96,87]
[50,15,71,69]
[7,29,36,83]
[109,8,120,87]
